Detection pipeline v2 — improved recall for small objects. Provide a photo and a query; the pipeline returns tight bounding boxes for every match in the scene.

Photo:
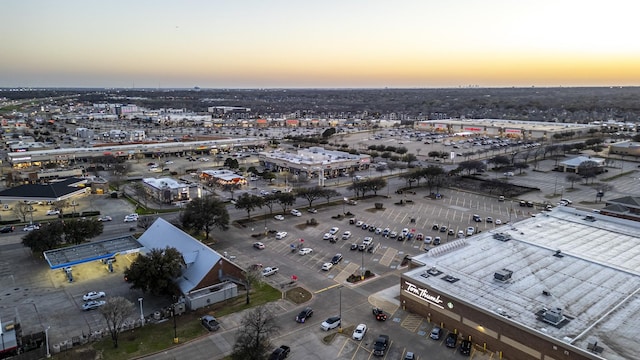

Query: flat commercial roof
[417,118,597,132]
[43,235,143,269]
[405,207,640,360]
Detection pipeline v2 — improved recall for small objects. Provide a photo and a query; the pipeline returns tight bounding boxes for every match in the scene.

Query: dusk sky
[2,0,639,89]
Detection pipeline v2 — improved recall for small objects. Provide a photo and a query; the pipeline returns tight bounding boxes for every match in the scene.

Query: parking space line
[378,247,397,267]
[401,313,424,332]
[334,262,360,283]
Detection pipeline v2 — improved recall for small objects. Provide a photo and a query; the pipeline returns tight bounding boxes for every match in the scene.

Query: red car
[372,307,387,321]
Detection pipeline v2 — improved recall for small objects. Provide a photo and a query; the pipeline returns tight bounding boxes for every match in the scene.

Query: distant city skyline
[2,0,639,89]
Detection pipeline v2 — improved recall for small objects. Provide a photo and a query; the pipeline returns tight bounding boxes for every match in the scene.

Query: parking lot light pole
[45,326,51,358]
[361,250,365,280]
[338,286,343,333]
[138,298,144,326]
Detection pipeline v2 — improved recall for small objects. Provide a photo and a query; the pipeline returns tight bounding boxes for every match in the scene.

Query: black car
[459,339,472,356]
[296,307,313,323]
[373,334,390,356]
[331,253,343,264]
[0,226,15,233]
[269,345,290,360]
[445,332,458,348]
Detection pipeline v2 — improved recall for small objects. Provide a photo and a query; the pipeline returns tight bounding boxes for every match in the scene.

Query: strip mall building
[400,207,639,360]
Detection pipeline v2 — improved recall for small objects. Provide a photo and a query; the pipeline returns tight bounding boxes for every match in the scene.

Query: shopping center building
[414,119,596,141]
[401,207,639,360]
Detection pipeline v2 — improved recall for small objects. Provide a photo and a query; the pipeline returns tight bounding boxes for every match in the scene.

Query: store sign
[404,281,444,309]
[505,129,522,133]
[464,127,482,132]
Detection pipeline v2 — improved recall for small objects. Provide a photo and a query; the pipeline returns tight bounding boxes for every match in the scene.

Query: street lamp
[172,297,178,344]
[45,326,51,358]
[338,286,343,333]
[361,249,365,280]
[138,298,145,326]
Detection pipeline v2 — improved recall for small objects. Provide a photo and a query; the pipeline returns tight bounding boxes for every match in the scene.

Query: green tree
[180,196,229,241]
[321,127,336,138]
[402,153,418,167]
[262,171,276,183]
[224,158,240,169]
[63,218,104,245]
[99,297,135,348]
[22,222,64,254]
[124,247,184,295]
[275,192,296,214]
[295,186,325,207]
[231,306,280,360]
[235,193,265,220]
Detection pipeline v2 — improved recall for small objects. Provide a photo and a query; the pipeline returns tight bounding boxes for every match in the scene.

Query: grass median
[53,283,281,360]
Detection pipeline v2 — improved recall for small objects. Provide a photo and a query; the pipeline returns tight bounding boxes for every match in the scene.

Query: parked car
[495,219,502,225]
[459,339,472,356]
[46,209,60,216]
[352,323,367,340]
[363,237,373,246]
[373,334,390,356]
[355,221,364,227]
[433,236,441,245]
[201,315,220,331]
[445,332,458,348]
[423,236,432,244]
[466,227,475,236]
[307,208,317,214]
[275,231,288,240]
[296,307,313,323]
[83,291,106,301]
[274,214,285,221]
[331,253,343,264]
[329,227,339,234]
[268,345,290,360]
[416,233,424,241]
[430,326,443,340]
[342,231,352,240]
[472,214,482,222]
[389,231,398,238]
[350,243,358,251]
[486,217,493,223]
[253,242,265,250]
[321,262,333,271]
[321,316,341,331]
[290,209,302,217]
[404,352,415,360]
[298,248,313,255]
[82,300,106,311]
[124,215,138,222]
[439,225,448,233]
[98,216,112,222]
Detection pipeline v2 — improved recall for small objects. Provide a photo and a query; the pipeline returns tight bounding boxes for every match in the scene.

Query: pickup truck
[373,334,390,356]
[268,345,290,360]
[262,267,279,277]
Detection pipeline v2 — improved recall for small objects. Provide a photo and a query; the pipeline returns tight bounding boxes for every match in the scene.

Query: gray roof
[136,218,222,294]
[0,177,88,201]
[560,156,605,167]
[404,207,640,360]
[607,196,640,208]
[43,235,142,269]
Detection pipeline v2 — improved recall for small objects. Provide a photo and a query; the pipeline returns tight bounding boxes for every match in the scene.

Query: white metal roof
[405,207,640,360]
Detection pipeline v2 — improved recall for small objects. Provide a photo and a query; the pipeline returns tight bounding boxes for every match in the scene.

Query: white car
[124,214,139,222]
[495,219,502,225]
[423,236,433,244]
[323,233,332,240]
[46,209,60,216]
[355,221,364,227]
[290,209,302,217]
[321,262,333,271]
[274,214,285,221]
[82,300,106,311]
[342,231,352,240]
[466,227,475,236]
[98,216,113,222]
[275,231,288,240]
[329,227,339,235]
[320,316,341,331]
[83,291,106,301]
[363,237,373,246]
[352,323,367,340]
[401,228,409,236]
[298,248,313,256]
[23,224,40,231]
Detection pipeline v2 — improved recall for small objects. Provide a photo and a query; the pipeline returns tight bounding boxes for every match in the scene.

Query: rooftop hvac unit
[494,269,513,282]
[543,307,564,325]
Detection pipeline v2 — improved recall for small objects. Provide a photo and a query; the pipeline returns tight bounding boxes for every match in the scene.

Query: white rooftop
[406,207,640,360]
[143,177,188,190]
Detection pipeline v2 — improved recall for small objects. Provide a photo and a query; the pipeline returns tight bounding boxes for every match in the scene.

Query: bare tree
[12,202,32,222]
[242,268,264,305]
[137,216,156,230]
[231,306,280,360]
[99,297,135,348]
